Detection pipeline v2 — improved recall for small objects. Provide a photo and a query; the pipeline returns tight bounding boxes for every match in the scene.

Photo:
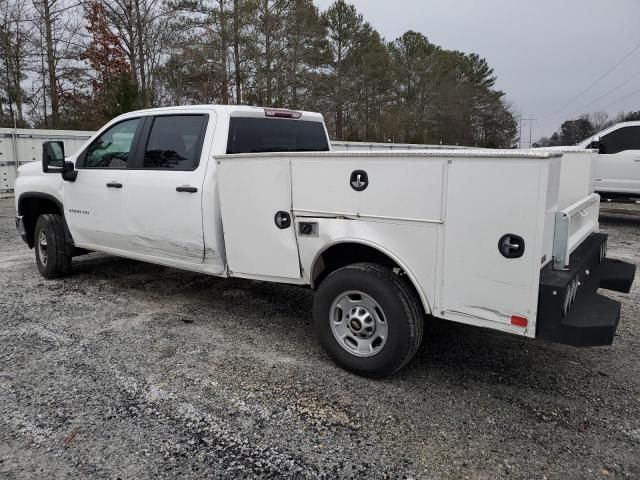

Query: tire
[313,263,424,377]
[34,214,72,279]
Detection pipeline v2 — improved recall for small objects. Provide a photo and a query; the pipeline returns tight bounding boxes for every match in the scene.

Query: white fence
[0,128,93,193]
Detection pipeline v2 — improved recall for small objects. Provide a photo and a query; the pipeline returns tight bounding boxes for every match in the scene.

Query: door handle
[176,186,198,193]
[350,170,369,191]
[498,233,525,259]
[106,182,123,188]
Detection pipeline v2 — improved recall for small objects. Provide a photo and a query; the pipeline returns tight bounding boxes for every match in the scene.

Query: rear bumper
[536,233,635,346]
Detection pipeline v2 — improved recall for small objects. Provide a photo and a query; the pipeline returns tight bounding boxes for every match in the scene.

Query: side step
[600,258,636,294]
[555,292,620,347]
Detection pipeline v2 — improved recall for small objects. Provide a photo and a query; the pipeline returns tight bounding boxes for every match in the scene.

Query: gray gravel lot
[1,198,639,479]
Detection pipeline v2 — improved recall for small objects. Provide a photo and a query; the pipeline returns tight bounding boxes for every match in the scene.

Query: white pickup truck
[14,105,635,377]
[578,121,640,198]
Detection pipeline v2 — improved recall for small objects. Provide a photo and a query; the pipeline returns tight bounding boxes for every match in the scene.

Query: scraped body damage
[128,233,204,262]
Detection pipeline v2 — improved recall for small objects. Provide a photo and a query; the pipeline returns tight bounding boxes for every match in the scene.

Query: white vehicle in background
[578,121,640,198]
[13,105,636,377]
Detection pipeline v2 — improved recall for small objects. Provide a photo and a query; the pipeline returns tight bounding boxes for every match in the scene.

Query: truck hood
[17,161,44,177]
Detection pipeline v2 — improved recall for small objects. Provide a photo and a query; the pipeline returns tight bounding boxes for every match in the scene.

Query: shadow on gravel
[67,252,589,388]
[411,319,534,372]
[70,252,314,318]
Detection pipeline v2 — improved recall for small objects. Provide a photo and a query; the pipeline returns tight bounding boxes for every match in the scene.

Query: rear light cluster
[599,238,608,263]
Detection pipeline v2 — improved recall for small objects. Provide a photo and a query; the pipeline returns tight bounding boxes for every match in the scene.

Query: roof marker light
[264,108,302,119]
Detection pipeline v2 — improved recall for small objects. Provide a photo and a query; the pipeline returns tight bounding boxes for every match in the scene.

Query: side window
[143,115,207,170]
[600,126,640,154]
[84,118,140,168]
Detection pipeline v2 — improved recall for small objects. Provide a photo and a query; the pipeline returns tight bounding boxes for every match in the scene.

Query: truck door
[217,157,302,281]
[64,117,142,251]
[594,125,640,194]
[121,114,209,263]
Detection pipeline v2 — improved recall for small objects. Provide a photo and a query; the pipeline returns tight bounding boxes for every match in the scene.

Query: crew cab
[14,105,636,377]
[578,121,640,198]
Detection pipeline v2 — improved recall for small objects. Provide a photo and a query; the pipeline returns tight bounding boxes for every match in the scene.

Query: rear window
[227,117,329,154]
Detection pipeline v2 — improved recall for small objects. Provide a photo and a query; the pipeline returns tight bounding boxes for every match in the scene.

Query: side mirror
[62,160,78,182]
[42,141,65,173]
[588,136,601,152]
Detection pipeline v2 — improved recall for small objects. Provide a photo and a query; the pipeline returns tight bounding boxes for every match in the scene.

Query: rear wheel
[313,263,423,377]
[34,214,72,279]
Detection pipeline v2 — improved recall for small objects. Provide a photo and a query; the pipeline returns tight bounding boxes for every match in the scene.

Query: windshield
[227,117,329,154]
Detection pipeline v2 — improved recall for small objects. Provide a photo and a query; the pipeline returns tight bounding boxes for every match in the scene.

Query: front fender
[15,162,64,213]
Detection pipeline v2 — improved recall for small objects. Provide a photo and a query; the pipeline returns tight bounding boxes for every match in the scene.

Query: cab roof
[116,104,325,123]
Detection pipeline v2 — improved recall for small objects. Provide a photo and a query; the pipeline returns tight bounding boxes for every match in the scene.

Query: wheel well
[18,195,62,248]
[311,242,429,313]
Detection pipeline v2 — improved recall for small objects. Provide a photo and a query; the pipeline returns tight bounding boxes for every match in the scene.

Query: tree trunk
[232,0,242,104]
[134,0,147,107]
[40,40,48,125]
[219,0,229,104]
[263,0,272,105]
[336,107,343,140]
[3,58,14,123]
[43,0,59,127]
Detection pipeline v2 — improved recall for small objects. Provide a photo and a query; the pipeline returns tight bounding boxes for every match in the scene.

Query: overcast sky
[313,0,640,143]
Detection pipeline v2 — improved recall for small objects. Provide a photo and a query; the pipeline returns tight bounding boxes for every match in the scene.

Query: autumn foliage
[83,0,136,120]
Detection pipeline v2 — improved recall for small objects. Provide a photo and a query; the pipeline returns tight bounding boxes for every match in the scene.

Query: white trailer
[0,128,93,193]
[13,105,636,377]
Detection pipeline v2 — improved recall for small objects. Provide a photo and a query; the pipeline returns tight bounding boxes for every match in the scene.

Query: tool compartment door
[217,157,301,280]
[440,159,549,333]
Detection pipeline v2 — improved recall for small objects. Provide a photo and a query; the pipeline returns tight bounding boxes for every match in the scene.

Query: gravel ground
[1,198,639,479]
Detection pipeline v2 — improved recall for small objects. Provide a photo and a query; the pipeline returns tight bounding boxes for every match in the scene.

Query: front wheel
[313,263,424,377]
[34,214,72,279]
